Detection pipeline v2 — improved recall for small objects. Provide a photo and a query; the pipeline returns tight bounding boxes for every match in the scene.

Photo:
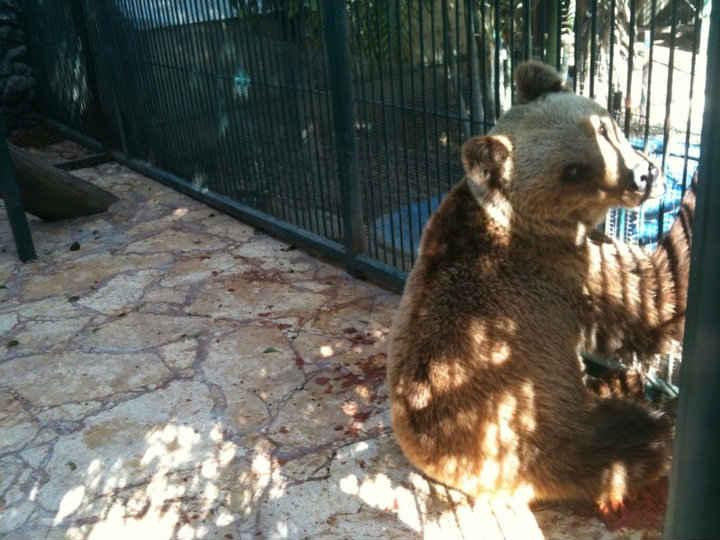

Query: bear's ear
[515,60,567,104]
[461,135,511,192]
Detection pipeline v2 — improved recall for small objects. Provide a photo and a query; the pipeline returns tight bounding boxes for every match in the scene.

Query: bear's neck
[477,191,590,251]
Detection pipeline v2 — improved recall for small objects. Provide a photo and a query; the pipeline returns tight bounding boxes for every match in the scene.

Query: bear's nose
[631,162,659,193]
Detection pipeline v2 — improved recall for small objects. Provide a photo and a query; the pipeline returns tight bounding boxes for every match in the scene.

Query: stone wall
[0,0,35,130]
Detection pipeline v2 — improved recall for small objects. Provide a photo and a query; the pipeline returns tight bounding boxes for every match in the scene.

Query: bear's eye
[562,163,586,183]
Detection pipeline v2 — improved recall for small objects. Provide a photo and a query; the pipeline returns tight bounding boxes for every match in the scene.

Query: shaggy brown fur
[388,60,696,510]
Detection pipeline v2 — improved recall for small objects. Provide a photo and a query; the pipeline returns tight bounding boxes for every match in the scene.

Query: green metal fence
[22,0,710,288]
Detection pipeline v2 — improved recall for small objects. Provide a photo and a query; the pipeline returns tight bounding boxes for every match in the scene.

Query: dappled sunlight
[470,317,518,366]
[42,418,277,540]
[336,441,544,540]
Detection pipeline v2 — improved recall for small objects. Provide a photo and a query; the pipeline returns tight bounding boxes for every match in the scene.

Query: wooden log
[3,142,117,222]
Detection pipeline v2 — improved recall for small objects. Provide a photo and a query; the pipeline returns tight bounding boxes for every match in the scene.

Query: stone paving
[0,141,662,539]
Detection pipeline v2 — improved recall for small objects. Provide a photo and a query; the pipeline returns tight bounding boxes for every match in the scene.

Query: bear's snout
[629,157,664,201]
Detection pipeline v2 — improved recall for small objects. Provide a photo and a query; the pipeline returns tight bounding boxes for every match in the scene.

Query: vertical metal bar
[681,0,703,193]
[372,1,399,267]
[317,15,346,242]
[123,0,161,161]
[523,0,531,60]
[555,0,562,70]
[355,3,380,260]
[431,1,444,192]
[361,3,386,262]
[214,0,255,203]
[455,0,464,142]
[607,0,616,114]
[142,0,183,173]
[509,0,515,101]
[264,4,308,230]
[409,0,425,263]
[573,0,581,93]
[235,5,276,220]
[643,0,657,147]
[422,1,434,216]
[480,0,489,127]
[623,0,636,135]
[0,129,36,262]
[297,7,333,239]
[187,0,228,197]
[321,0,367,263]
[664,4,720,537]
[386,0,407,257]
[493,0,501,119]
[442,0,452,190]
[656,0,680,242]
[243,6,292,223]
[589,0,597,99]
[397,0,415,263]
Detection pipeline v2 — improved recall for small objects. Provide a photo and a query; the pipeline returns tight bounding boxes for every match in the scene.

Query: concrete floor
[0,141,662,539]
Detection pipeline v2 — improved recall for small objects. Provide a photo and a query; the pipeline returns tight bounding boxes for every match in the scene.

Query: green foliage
[227,0,433,67]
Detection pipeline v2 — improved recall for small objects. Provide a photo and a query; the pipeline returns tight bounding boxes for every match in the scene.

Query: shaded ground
[0,140,663,539]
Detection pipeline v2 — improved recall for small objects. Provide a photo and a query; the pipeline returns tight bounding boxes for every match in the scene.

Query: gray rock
[2,74,34,104]
[3,44,25,65]
[0,27,23,45]
[11,62,31,76]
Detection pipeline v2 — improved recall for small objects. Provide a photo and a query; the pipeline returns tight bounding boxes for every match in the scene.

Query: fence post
[320,0,367,269]
[0,117,36,262]
[663,2,720,539]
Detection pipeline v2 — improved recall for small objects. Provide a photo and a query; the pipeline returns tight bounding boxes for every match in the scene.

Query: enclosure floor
[0,141,663,540]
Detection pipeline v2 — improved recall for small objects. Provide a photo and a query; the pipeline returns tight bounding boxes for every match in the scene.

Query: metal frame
[0,114,36,263]
[664,1,720,536]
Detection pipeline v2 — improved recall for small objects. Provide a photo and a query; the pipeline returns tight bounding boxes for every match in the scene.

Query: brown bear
[387,60,696,513]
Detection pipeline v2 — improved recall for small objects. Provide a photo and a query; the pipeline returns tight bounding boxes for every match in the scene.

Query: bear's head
[461,60,664,228]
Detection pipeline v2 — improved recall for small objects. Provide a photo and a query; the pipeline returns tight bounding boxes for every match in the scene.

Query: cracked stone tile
[20,444,52,469]
[125,229,228,254]
[0,295,86,321]
[269,384,364,450]
[277,449,335,483]
[188,279,327,321]
[161,252,249,287]
[261,435,542,540]
[143,284,190,305]
[77,270,160,314]
[20,253,173,301]
[307,299,377,336]
[36,400,104,425]
[0,312,18,335]
[232,240,316,275]
[11,316,92,352]
[204,218,256,244]
[81,312,208,352]
[0,352,172,408]
[0,500,36,535]
[0,420,38,454]
[0,455,25,495]
[37,380,216,514]
[291,331,353,365]
[204,326,304,430]
[159,337,198,371]
[0,260,15,283]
